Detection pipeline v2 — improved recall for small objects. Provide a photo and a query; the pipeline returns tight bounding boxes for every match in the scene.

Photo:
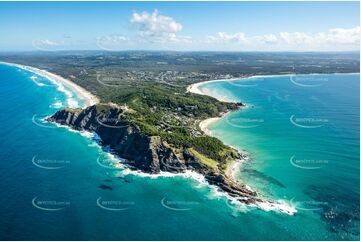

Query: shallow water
[200,73,360,240]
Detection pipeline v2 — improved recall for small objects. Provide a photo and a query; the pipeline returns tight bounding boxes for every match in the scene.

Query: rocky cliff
[47,104,261,204]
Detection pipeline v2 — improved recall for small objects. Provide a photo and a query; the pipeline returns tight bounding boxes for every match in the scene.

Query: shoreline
[187,77,241,102]
[0,61,297,215]
[198,111,230,136]
[189,71,360,134]
[199,111,247,180]
[188,74,291,212]
[186,72,361,215]
[225,158,244,180]
[56,116,296,215]
[0,61,99,107]
[187,72,360,102]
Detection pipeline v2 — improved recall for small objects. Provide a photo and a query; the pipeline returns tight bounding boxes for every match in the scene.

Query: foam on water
[1,63,358,240]
[1,62,84,108]
[195,73,360,237]
[56,84,79,108]
[49,98,63,108]
[50,117,295,214]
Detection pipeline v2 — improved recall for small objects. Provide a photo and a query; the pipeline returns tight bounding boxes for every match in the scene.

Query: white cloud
[130,9,191,43]
[315,26,360,45]
[207,32,279,45]
[32,39,62,51]
[205,26,359,50]
[279,27,360,46]
[254,34,278,44]
[279,32,313,45]
[130,9,182,34]
[96,35,131,51]
[36,39,60,46]
[97,35,129,45]
[207,32,247,44]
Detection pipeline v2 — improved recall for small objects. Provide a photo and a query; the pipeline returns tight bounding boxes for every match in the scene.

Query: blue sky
[0,1,359,51]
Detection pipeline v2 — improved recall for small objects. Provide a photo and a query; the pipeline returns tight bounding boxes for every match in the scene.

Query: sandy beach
[186,77,242,102]
[198,111,231,136]
[186,77,241,94]
[188,77,244,134]
[225,158,243,180]
[198,117,218,136]
[189,75,269,135]
[186,73,311,103]
[189,78,247,181]
[187,72,356,99]
[0,61,99,107]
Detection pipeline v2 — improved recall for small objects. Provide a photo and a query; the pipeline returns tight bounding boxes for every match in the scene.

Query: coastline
[187,72,360,217]
[187,72,360,102]
[188,76,298,215]
[0,61,99,107]
[190,77,249,181]
[188,71,360,138]
[0,61,297,215]
[186,77,241,102]
[198,111,230,136]
[186,74,282,98]
[225,158,243,180]
[1,61,239,197]
[198,111,246,181]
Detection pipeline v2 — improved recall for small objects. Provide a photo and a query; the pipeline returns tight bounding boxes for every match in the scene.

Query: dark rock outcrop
[47,105,260,203]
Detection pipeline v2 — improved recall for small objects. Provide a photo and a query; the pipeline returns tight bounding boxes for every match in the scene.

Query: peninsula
[1,51,358,214]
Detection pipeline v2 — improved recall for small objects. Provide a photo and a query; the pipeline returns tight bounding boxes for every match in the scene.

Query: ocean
[0,63,359,240]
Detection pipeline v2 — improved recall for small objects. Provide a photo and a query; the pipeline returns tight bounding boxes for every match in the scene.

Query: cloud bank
[34,10,359,51]
[206,26,360,51]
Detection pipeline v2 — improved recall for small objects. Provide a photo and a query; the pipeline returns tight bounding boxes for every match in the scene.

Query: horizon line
[0,50,359,54]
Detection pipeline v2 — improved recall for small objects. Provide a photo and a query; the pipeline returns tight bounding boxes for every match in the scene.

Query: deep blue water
[0,64,359,240]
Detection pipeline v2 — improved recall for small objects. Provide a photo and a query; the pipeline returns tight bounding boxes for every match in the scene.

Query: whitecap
[50,101,63,108]
[252,199,297,215]
[55,84,79,108]
[30,75,47,86]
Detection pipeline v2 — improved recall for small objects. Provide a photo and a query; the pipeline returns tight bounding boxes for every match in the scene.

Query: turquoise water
[0,64,359,240]
[200,73,360,240]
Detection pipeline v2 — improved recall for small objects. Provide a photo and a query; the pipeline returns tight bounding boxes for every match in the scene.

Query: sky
[0,1,359,52]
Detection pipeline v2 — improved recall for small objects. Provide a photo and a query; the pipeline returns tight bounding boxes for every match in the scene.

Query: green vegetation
[1,51,359,170]
[188,148,218,169]
[113,84,240,163]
